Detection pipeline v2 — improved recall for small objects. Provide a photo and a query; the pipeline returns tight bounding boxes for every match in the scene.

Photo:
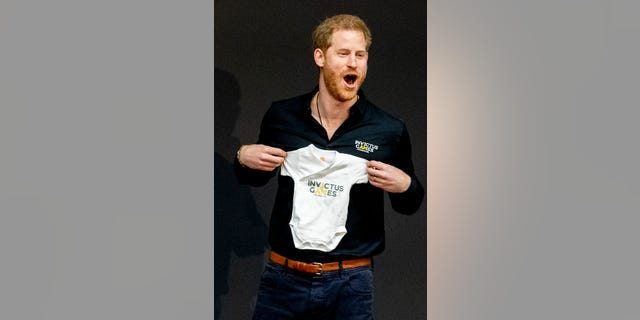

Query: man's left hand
[367,160,411,193]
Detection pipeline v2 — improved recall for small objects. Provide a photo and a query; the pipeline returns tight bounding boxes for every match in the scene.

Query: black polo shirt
[234,88,424,262]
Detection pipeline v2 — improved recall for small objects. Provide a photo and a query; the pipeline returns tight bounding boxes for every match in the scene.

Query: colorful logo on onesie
[307,180,344,197]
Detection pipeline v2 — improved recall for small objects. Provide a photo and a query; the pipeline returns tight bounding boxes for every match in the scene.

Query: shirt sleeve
[387,123,424,215]
[234,104,280,187]
[233,155,277,187]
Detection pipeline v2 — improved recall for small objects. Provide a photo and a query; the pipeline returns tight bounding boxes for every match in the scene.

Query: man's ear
[313,48,325,68]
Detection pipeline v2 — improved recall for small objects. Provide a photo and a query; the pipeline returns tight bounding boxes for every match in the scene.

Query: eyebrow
[336,48,368,53]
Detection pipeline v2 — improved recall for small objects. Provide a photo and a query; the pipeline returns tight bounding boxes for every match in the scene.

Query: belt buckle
[312,262,323,275]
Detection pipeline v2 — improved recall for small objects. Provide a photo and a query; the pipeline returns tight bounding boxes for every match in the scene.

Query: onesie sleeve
[279,150,300,179]
[353,157,370,185]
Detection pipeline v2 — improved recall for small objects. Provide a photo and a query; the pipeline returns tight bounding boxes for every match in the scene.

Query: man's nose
[348,54,357,67]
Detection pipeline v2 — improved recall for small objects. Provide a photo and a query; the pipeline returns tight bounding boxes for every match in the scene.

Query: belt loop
[284,258,289,272]
[339,261,344,277]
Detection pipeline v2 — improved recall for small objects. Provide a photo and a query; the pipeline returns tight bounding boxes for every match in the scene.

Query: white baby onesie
[280,144,369,252]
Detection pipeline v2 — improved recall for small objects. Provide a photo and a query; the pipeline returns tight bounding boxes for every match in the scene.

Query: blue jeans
[252,261,375,320]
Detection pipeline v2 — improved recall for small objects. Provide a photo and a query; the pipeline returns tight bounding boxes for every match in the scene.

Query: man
[235,14,424,320]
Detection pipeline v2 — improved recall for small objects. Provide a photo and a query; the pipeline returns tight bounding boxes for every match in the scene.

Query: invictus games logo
[355,140,379,154]
[308,180,344,197]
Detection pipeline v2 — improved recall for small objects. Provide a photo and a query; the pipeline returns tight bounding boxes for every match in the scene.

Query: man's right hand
[237,144,287,171]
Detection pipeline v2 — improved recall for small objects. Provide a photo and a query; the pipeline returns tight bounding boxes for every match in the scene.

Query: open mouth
[343,74,358,87]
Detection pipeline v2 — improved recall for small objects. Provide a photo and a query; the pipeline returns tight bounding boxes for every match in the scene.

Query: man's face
[316,29,368,102]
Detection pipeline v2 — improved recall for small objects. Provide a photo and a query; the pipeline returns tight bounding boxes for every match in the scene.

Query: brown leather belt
[270,251,372,275]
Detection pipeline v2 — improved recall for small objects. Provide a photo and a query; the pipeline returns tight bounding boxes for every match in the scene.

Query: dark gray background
[214,1,427,319]
[429,0,640,319]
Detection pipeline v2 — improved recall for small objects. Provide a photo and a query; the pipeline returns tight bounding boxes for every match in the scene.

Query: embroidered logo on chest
[355,140,379,154]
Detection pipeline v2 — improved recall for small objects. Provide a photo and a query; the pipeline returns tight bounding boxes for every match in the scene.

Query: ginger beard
[322,67,366,102]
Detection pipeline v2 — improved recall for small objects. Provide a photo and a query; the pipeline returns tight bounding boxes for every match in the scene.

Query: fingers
[255,146,286,170]
[367,160,411,193]
[239,144,287,171]
[264,145,287,158]
[367,161,390,186]
[259,152,285,168]
[368,160,390,171]
[367,160,390,178]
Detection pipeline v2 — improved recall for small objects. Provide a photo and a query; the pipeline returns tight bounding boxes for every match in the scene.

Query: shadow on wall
[214,68,268,320]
